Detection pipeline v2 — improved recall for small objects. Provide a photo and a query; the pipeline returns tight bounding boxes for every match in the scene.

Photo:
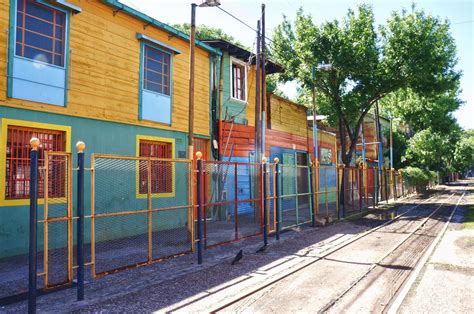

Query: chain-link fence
[202,161,262,248]
[91,155,193,277]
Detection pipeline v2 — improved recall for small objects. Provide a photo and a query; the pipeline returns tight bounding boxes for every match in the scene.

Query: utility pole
[389,116,393,169]
[255,20,261,162]
[261,4,266,159]
[188,3,197,159]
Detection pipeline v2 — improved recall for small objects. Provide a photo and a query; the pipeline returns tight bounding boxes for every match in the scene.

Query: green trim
[136,33,181,54]
[101,0,221,56]
[138,42,144,120]
[138,40,174,125]
[6,0,15,98]
[54,0,82,13]
[194,134,210,139]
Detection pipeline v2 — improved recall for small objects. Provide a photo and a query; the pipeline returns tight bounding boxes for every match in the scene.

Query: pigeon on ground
[255,244,267,253]
[231,249,243,265]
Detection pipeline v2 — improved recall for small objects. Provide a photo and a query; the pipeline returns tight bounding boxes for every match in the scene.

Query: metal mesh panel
[202,161,262,248]
[266,164,276,233]
[278,164,312,230]
[92,155,192,277]
[94,213,149,275]
[42,152,73,288]
[151,207,192,260]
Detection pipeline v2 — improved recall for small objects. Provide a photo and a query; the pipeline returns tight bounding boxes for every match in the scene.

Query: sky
[123,0,473,130]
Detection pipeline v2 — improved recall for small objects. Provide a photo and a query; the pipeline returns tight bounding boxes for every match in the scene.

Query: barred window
[16,0,66,67]
[143,45,171,95]
[139,140,173,194]
[5,125,66,199]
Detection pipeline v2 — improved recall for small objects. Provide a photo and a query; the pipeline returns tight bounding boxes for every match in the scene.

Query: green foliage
[403,128,460,173]
[271,4,460,165]
[171,23,248,49]
[453,129,474,173]
[383,126,408,169]
[402,166,437,191]
[380,88,462,135]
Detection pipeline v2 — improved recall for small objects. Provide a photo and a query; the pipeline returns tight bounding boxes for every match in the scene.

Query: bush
[402,166,436,192]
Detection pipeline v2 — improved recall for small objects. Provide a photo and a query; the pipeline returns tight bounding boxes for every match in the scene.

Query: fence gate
[40,151,73,288]
[91,154,193,277]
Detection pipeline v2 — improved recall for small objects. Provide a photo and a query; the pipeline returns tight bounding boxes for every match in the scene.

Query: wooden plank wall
[268,94,308,138]
[0,0,211,136]
[220,120,336,163]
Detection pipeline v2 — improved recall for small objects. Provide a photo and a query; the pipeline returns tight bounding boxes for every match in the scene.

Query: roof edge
[101,0,222,56]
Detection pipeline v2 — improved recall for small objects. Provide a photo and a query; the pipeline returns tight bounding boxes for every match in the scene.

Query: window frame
[229,56,248,103]
[0,118,71,206]
[14,0,68,67]
[138,40,174,125]
[135,135,175,199]
[7,0,73,106]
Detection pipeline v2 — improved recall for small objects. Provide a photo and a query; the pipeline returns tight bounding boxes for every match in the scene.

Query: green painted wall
[221,52,248,124]
[0,106,191,258]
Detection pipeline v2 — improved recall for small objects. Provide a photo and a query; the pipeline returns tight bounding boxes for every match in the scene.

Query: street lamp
[311,63,332,164]
[188,0,221,159]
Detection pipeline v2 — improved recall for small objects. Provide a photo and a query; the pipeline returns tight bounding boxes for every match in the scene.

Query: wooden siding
[219,120,336,164]
[0,0,212,136]
[268,94,308,138]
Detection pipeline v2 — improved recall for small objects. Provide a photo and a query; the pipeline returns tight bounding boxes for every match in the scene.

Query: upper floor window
[144,45,171,96]
[138,35,179,124]
[5,125,66,200]
[231,58,247,102]
[16,0,66,67]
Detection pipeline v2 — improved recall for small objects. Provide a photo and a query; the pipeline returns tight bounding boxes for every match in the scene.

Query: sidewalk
[399,192,474,314]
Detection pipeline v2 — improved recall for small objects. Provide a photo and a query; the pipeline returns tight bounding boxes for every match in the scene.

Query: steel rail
[209,192,447,313]
[386,191,466,314]
[318,192,461,313]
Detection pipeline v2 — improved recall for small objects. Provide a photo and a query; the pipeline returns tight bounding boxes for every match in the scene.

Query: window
[16,0,66,67]
[144,45,171,95]
[231,59,247,102]
[138,140,173,194]
[8,0,79,107]
[5,125,66,199]
[138,37,176,124]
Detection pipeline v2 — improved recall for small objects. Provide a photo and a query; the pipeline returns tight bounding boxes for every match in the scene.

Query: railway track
[210,191,466,313]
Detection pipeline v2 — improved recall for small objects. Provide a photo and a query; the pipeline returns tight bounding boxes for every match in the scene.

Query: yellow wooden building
[0,0,221,257]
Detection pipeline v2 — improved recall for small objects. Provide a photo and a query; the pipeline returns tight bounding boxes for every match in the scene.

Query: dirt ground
[1,183,472,313]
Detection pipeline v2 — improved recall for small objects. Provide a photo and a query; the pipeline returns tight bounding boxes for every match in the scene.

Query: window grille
[139,140,173,194]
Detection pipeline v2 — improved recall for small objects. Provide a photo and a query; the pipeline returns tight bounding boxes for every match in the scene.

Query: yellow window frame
[0,118,71,206]
[135,135,176,199]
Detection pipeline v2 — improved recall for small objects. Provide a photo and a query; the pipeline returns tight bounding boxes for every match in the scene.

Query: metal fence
[2,149,421,306]
[201,161,263,248]
[91,154,194,277]
[0,152,73,302]
[278,163,313,230]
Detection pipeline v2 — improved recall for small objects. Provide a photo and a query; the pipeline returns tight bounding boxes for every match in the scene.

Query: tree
[271,5,460,166]
[453,130,474,174]
[380,88,462,135]
[403,127,461,173]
